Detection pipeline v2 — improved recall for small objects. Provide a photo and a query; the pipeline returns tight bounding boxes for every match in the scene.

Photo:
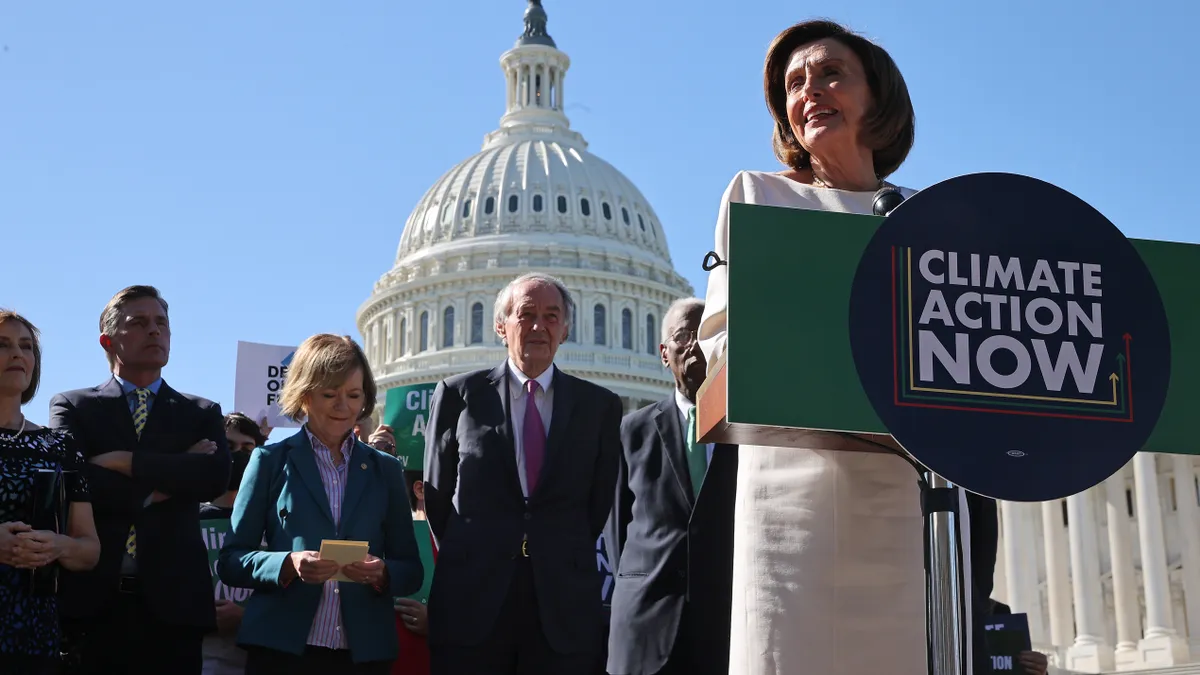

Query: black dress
[0,426,90,675]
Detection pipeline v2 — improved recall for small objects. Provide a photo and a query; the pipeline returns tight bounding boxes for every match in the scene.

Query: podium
[696,173,1200,675]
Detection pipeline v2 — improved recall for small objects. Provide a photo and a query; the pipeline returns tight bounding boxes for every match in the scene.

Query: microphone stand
[875,189,968,675]
[922,471,967,675]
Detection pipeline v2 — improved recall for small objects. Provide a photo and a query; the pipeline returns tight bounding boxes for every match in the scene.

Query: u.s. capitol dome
[356,0,692,411]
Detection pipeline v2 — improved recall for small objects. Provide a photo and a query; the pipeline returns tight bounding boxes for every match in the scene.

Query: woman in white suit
[698,20,981,675]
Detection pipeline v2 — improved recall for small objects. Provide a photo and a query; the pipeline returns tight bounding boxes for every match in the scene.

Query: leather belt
[118,575,140,594]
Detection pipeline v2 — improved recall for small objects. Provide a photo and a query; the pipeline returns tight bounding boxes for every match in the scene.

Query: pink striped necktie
[523,379,547,495]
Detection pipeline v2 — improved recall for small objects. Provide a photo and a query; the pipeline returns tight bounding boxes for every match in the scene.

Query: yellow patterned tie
[126,388,150,558]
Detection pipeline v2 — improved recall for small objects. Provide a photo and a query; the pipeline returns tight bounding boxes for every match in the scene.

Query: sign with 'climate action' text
[849,173,1171,501]
[383,382,439,470]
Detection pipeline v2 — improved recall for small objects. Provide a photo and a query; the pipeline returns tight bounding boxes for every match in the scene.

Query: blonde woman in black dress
[0,311,99,675]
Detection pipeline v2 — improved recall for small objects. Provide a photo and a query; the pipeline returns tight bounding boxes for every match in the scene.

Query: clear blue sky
[3,0,1197,431]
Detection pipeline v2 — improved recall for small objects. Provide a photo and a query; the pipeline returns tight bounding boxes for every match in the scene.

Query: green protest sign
[383,382,439,471]
[200,516,253,607]
[405,520,436,604]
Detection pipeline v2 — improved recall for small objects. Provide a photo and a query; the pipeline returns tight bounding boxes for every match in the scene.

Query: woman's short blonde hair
[278,334,377,422]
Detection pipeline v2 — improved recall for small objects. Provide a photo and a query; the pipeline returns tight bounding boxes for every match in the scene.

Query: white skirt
[727,442,973,675]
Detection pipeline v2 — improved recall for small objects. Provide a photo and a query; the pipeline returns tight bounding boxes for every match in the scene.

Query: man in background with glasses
[604,298,739,675]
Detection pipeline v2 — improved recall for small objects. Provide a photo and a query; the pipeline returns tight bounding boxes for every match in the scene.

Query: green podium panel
[723,202,1200,455]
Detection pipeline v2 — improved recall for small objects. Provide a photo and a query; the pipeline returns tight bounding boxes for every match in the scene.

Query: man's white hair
[493,272,575,329]
[660,297,704,343]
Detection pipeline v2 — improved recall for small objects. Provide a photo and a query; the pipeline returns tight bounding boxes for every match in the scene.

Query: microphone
[872,187,906,217]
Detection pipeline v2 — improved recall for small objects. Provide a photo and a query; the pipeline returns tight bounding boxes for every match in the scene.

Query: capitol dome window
[533,195,544,213]
[568,304,578,342]
[557,195,568,214]
[400,318,407,356]
[419,311,429,352]
[443,306,455,348]
[580,198,591,217]
[462,200,472,218]
[621,309,633,349]
[645,314,655,354]
[638,214,645,231]
[602,203,612,220]
[594,304,607,345]
[508,195,519,213]
[470,302,484,345]
[485,196,496,215]
[621,208,630,226]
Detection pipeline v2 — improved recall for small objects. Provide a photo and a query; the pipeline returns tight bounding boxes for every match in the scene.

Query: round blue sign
[848,173,1170,502]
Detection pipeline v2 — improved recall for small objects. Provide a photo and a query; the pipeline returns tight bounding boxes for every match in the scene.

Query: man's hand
[283,551,340,585]
[367,425,397,455]
[146,439,218,503]
[342,554,388,586]
[395,598,429,636]
[214,599,244,635]
[187,439,218,455]
[89,451,134,476]
[258,416,273,442]
[1018,650,1048,675]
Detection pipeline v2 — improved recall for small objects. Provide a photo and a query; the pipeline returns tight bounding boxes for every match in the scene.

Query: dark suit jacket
[217,430,424,663]
[48,377,231,628]
[423,362,622,655]
[604,396,738,675]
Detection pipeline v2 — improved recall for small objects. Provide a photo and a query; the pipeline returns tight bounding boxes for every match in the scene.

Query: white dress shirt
[674,388,713,465]
[507,359,554,499]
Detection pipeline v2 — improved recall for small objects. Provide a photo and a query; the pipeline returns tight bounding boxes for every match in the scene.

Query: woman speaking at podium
[698,20,982,675]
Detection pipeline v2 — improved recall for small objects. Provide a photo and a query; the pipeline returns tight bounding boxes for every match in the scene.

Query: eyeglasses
[668,329,698,347]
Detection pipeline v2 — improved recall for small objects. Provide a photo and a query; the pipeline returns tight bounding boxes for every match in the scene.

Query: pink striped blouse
[304,427,352,650]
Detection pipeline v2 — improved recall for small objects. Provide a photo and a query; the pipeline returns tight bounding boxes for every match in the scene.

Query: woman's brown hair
[278,334,377,422]
[0,310,42,404]
[764,19,915,179]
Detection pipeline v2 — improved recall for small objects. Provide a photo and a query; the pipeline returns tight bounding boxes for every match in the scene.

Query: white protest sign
[233,341,299,428]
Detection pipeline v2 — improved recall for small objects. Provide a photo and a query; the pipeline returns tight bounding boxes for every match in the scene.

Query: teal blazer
[217,430,423,663]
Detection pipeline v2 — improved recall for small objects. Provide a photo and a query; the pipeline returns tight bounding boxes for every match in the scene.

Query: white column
[1104,469,1142,669]
[1067,487,1115,672]
[1001,501,1047,641]
[1041,500,1075,653]
[1172,454,1200,657]
[1135,452,1189,665]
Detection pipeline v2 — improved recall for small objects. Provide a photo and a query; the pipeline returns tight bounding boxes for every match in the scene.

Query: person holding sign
[199,412,266,675]
[697,21,984,675]
[217,334,423,675]
[424,272,622,675]
[605,299,739,675]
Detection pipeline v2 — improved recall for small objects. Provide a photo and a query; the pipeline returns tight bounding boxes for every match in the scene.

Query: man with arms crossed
[51,285,231,675]
[606,298,739,675]
[424,272,622,675]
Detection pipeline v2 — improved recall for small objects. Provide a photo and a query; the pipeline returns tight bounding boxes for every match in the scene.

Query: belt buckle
[521,540,529,558]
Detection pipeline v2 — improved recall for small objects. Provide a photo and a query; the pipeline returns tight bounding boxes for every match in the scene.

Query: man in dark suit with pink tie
[423,272,623,675]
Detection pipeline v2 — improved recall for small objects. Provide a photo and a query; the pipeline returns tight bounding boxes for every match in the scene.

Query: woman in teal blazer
[217,334,423,675]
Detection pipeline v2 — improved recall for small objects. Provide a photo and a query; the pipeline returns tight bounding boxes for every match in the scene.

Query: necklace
[0,414,26,440]
[811,170,883,192]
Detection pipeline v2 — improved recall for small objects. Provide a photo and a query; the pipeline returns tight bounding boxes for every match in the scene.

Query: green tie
[127,388,150,558]
[685,406,707,499]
